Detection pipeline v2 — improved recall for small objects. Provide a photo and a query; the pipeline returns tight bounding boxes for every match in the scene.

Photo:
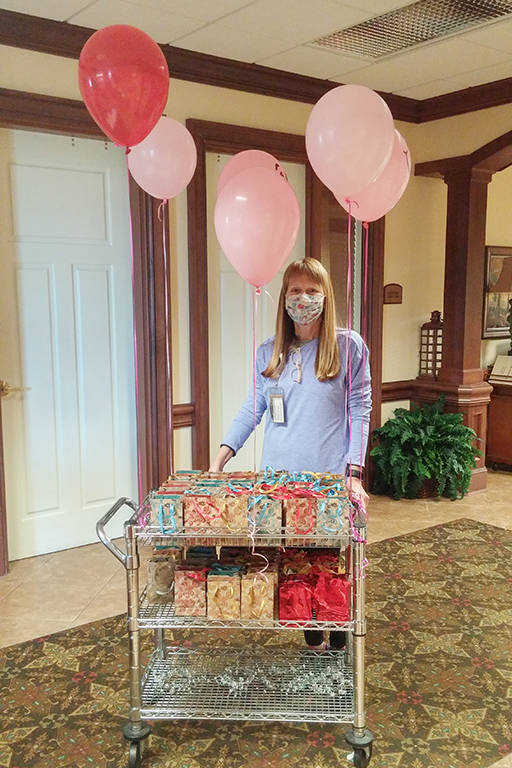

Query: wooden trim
[381,380,416,401]
[419,77,512,123]
[0,9,418,121]
[5,9,512,122]
[186,119,311,469]
[129,180,173,497]
[173,403,194,429]
[416,129,512,179]
[366,219,385,436]
[0,400,8,576]
[0,87,103,137]
[415,155,470,179]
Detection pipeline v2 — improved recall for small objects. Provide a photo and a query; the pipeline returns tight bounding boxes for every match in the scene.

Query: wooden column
[414,165,492,492]
[130,179,174,498]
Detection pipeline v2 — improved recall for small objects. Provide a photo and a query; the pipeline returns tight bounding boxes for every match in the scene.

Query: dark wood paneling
[129,180,173,496]
[367,218,385,436]
[0,87,103,137]
[0,8,416,123]
[440,166,492,384]
[420,77,512,122]
[172,403,194,429]
[381,380,416,402]
[5,8,512,122]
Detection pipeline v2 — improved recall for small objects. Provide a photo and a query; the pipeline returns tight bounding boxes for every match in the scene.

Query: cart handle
[96,496,138,566]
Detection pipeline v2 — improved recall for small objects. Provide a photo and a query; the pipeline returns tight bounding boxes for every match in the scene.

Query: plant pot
[417,478,438,499]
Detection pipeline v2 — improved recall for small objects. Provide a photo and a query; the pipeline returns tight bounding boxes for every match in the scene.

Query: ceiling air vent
[311,0,512,59]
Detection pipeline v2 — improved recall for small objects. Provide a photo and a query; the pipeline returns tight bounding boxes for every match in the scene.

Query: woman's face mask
[285,292,325,326]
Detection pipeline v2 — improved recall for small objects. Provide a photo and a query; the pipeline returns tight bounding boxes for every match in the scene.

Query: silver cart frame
[96,497,373,768]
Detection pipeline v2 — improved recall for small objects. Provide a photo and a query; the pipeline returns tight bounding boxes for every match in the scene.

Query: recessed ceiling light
[311,0,512,59]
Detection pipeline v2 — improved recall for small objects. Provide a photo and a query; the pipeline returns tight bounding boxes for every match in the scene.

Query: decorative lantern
[419,310,443,378]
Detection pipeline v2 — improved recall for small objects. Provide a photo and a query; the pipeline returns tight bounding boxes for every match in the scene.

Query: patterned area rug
[1,518,511,768]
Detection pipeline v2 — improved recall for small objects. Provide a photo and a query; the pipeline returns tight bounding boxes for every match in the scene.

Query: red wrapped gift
[279,577,313,624]
[314,572,351,622]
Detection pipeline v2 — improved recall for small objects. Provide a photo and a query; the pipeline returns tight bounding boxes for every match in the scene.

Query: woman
[210,257,372,649]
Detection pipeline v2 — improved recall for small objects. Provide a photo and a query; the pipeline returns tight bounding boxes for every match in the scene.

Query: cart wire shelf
[135,523,349,549]
[139,592,353,631]
[141,646,354,723]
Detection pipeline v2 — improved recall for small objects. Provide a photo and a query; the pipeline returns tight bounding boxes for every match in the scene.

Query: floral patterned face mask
[285,292,325,326]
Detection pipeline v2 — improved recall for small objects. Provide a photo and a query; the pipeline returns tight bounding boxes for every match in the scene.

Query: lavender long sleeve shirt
[222,330,372,473]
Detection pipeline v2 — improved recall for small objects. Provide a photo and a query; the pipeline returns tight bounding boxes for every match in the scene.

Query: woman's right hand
[209,445,234,472]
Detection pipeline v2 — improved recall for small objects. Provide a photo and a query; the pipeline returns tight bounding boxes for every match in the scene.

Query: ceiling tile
[329,0,409,12]
[332,37,512,93]
[438,60,512,90]
[459,17,512,56]
[218,0,368,45]
[123,0,255,22]
[395,79,466,99]
[258,44,371,79]
[0,0,91,20]
[171,23,291,62]
[68,0,204,43]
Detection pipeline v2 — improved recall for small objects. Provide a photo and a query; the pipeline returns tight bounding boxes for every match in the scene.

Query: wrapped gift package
[150,493,184,533]
[174,564,208,616]
[146,469,351,561]
[284,497,318,545]
[207,567,243,619]
[279,577,314,624]
[314,572,351,621]
[241,569,278,620]
[247,492,282,544]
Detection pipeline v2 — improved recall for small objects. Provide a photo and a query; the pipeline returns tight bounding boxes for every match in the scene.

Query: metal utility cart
[97,495,373,768]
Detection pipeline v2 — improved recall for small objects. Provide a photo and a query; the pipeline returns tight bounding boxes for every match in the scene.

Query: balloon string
[161,199,173,474]
[125,155,143,502]
[360,222,369,477]
[264,289,277,311]
[253,287,261,473]
[345,200,353,498]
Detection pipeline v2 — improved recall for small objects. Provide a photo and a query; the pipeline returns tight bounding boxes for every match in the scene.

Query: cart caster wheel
[352,747,370,768]
[128,741,142,768]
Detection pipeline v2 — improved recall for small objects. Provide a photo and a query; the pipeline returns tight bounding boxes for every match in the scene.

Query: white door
[207,153,306,471]
[0,129,137,560]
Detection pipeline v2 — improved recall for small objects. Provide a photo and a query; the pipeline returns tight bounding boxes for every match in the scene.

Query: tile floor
[1,469,511,767]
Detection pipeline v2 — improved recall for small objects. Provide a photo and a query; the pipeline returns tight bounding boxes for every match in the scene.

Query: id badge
[269,387,285,424]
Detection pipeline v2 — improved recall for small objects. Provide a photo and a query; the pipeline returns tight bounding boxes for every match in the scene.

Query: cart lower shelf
[141,646,354,723]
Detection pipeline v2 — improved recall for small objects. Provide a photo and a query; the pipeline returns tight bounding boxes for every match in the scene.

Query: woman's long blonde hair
[262,257,341,381]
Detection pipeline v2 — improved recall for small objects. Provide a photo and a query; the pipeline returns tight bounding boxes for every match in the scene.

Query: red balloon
[78,25,169,149]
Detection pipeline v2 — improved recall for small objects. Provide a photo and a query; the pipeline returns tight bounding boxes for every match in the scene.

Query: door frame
[0,87,173,573]
[186,118,384,470]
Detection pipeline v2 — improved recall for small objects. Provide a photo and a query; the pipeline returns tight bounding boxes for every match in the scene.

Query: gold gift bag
[207,573,241,619]
[241,570,277,620]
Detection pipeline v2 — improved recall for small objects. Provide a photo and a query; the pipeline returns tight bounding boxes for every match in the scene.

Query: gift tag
[269,387,285,424]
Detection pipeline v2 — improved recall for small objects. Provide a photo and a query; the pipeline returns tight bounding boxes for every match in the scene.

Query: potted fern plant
[370,395,482,500]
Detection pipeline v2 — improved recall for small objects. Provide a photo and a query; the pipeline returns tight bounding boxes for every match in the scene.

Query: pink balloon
[214,166,300,287]
[128,116,197,200]
[337,130,411,222]
[306,84,395,199]
[217,149,286,195]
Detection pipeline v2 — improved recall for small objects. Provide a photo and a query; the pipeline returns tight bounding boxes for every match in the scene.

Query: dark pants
[304,630,346,649]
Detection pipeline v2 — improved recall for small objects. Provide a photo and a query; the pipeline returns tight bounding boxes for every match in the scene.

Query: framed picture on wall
[483,245,512,339]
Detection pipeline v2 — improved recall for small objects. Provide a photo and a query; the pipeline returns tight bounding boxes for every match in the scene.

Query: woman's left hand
[348,477,369,509]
